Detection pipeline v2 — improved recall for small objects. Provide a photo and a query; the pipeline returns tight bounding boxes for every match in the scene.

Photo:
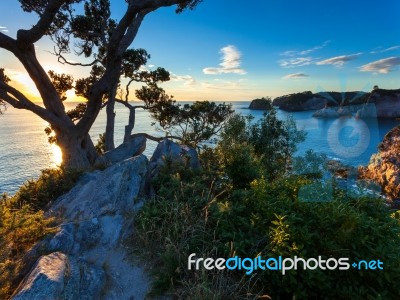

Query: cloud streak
[171,74,196,87]
[370,45,400,54]
[203,45,246,75]
[279,57,315,68]
[360,57,400,74]
[0,25,8,33]
[283,73,309,79]
[281,41,330,57]
[316,53,362,68]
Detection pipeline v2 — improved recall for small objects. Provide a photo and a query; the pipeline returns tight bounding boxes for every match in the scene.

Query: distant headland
[249,88,400,118]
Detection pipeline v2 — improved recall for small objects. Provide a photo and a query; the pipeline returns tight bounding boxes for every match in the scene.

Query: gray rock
[149,139,200,175]
[95,135,146,167]
[75,218,102,250]
[48,223,75,253]
[62,257,106,300]
[16,155,151,300]
[50,155,148,221]
[13,252,68,300]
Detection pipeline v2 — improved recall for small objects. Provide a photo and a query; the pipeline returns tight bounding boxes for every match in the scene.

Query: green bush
[9,167,82,211]
[134,109,400,299]
[0,167,82,298]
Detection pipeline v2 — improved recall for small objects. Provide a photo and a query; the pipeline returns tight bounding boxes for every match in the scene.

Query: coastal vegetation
[0,168,82,298]
[134,107,400,299]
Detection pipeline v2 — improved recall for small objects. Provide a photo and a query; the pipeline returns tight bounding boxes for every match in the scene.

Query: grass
[0,167,82,299]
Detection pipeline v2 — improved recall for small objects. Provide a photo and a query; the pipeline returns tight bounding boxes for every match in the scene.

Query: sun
[51,144,63,166]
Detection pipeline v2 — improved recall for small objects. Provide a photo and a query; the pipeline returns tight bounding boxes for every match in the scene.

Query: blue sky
[0,0,399,101]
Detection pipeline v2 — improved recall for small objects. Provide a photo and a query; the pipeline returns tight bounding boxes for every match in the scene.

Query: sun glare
[51,144,63,166]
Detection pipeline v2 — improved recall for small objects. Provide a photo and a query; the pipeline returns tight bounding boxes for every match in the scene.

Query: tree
[0,0,202,168]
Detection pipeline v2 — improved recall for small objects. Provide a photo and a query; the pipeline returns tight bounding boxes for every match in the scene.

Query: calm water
[1,101,399,194]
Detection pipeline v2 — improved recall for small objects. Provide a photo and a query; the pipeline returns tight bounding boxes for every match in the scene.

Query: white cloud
[281,41,330,57]
[279,57,315,68]
[283,73,309,79]
[360,57,400,74]
[148,64,155,68]
[171,74,196,87]
[0,26,8,33]
[370,45,400,54]
[316,53,362,68]
[203,45,246,75]
[201,79,248,90]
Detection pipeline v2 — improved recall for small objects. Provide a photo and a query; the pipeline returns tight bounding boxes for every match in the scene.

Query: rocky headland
[271,88,400,119]
[11,138,199,300]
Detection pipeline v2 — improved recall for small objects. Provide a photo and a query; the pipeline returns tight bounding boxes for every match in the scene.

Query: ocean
[0,101,399,194]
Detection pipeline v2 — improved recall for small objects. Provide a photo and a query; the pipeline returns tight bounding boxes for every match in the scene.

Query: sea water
[0,101,399,194]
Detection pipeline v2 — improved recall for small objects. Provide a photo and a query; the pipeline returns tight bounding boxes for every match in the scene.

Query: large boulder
[359,125,400,201]
[13,252,69,300]
[95,135,146,167]
[149,139,200,177]
[52,154,148,221]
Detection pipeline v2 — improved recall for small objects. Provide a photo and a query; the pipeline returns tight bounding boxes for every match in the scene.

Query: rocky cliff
[359,125,400,201]
[272,89,400,117]
[312,89,400,119]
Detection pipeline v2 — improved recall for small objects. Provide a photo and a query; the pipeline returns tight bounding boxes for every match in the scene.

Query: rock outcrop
[94,135,146,167]
[12,139,200,299]
[359,125,400,201]
[12,155,151,300]
[149,139,200,178]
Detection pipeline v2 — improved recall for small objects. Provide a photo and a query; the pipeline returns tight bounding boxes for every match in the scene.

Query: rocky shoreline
[269,88,400,119]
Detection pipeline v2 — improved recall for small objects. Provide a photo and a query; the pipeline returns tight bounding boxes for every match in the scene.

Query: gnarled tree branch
[17,0,66,46]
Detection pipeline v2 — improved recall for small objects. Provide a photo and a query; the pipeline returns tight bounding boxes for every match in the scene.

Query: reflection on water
[0,101,399,194]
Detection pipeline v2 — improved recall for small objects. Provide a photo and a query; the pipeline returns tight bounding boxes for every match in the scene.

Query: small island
[248,97,273,110]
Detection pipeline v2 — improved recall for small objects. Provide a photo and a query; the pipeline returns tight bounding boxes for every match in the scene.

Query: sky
[0,0,399,101]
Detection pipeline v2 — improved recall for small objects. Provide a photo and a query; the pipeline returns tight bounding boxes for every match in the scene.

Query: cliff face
[360,125,400,201]
[356,90,400,118]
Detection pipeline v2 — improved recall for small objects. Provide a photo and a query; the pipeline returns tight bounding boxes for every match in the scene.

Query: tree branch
[131,132,183,143]
[0,32,17,53]
[17,0,66,46]
[56,49,99,67]
[0,81,62,126]
[115,98,150,110]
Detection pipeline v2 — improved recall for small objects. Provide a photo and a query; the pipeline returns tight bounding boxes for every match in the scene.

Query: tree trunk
[105,84,118,151]
[123,106,136,143]
[56,130,98,169]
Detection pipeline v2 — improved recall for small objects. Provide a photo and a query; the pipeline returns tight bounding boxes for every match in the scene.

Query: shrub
[0,167,81,298]
[134,108,400,299]
[9,167,82,211]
